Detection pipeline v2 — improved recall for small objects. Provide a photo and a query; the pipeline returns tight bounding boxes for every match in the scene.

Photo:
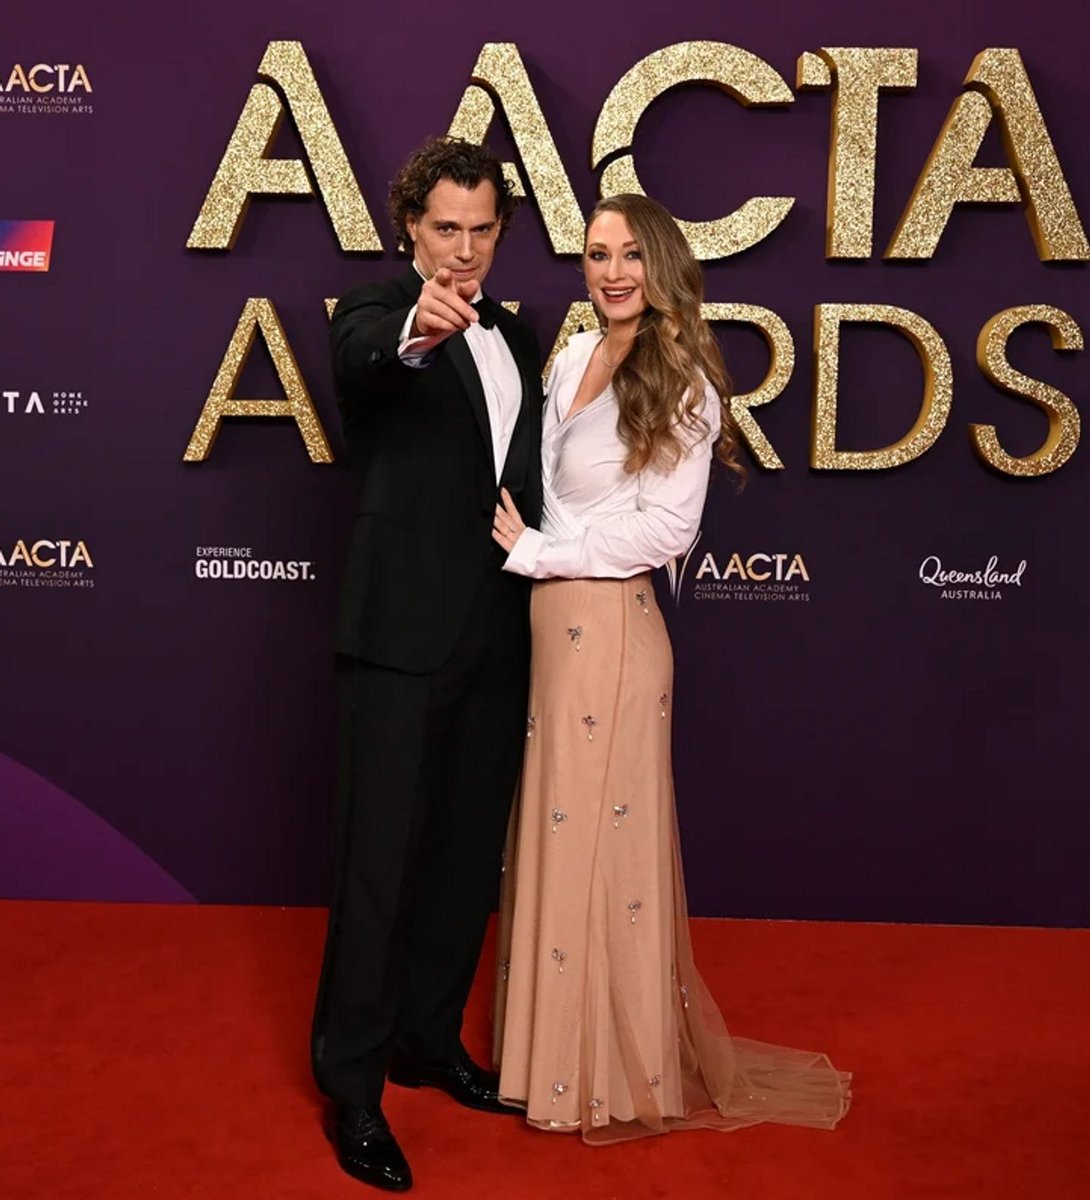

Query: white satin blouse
[504,331,721,580]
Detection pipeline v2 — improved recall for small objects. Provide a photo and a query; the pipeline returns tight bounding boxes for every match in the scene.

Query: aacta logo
[0,540,93,569]
[0,220,55,272]
[664,533,812,604]
[694,552,810,582]
[0,64,91,93]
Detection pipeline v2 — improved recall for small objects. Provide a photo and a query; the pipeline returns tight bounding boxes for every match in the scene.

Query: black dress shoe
[331,1105,412,1192]
[388,1050,521,1115]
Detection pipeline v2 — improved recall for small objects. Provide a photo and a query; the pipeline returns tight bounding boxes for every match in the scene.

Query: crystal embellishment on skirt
[648,1075,661,1088]
[499,958,510,981]
[659,692,669,718]
[612,803,629,828]
[551,948,567,973]
[567,625,583,650]
[526,715,536,739]
[551,807,567,833]
[635,589,649,613]
[627,900,642,924]
[581,715,597,741]
[679,983,690,1009]
[551,1081,568,1103]
[588,1097,604,1123]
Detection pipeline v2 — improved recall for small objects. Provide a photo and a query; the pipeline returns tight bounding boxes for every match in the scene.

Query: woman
[490,194,851,1143]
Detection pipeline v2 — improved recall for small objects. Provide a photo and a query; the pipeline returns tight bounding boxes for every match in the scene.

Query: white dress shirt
[397,264,522,482]
[504,331,720,580]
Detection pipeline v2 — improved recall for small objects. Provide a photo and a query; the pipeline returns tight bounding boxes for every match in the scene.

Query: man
[312,137,544,1192]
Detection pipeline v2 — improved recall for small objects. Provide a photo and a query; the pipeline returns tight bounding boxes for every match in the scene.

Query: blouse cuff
[503,527,550,577]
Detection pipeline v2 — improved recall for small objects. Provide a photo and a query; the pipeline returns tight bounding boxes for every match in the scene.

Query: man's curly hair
[388,136,519,252]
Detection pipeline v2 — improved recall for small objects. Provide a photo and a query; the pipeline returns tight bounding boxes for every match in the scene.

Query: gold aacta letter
[702,304,795,469]
[447,43,585,255]
[797,48,918,259]
[887,49,1088,261]
[972,305,1083,477]
[592,42,796,260]
[811,304,953,469]
[187,41,381,252]
[184,299,333,464]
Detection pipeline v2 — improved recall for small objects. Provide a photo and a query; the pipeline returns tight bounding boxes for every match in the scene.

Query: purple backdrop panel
[1,0,1088,922]
[0,754,194,902]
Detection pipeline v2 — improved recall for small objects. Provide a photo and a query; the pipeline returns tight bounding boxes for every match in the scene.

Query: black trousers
[311,563,529,1108]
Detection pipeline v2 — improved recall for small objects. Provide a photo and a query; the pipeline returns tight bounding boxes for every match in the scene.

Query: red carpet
[1,903,1087,1200]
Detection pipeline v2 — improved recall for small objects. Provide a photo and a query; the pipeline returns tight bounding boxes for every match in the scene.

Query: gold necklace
[599,340,620,370]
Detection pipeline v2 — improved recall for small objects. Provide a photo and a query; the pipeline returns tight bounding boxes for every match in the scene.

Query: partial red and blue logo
[0,220,55,272]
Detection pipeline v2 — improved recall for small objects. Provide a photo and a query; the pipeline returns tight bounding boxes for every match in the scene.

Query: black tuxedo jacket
[330,267,544,673]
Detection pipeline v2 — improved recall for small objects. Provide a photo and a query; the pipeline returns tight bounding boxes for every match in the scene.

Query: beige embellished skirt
[493,575,851,1144]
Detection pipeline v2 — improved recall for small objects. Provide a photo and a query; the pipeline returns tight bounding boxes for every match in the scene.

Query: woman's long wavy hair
[587,194,742,479]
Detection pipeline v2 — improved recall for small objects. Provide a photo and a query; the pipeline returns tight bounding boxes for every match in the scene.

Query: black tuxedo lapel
[445,333,494,461]
[495,309,537,492]
[497,308,537,420]
[387,272,535,480]
[448,298,538,477]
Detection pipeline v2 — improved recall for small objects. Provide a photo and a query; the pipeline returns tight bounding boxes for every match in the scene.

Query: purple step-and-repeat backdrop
[2,1,1088,924]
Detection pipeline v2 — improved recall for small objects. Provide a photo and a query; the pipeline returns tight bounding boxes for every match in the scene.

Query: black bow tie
[472,295,501,330]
